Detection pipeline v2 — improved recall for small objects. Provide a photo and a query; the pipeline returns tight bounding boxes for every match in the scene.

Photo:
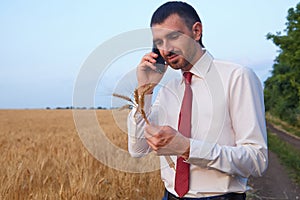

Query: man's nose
[161,42,174,56]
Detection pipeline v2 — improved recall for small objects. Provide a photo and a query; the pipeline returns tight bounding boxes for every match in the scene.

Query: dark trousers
[162,190,246,200]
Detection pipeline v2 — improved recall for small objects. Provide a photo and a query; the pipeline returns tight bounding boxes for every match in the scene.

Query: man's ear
[192,22,202,41]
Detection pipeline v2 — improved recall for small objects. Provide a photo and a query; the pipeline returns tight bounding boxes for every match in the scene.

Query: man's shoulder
[213,59,243,70]
[212,59,255,77]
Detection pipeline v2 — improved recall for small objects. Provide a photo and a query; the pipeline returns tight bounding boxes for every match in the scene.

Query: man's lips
[167,54,180,62]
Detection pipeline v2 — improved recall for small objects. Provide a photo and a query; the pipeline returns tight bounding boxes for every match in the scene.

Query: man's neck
[183,47,205,72]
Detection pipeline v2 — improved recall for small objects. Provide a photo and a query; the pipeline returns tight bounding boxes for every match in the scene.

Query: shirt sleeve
[186,67,268,178]
[127,94,153,157]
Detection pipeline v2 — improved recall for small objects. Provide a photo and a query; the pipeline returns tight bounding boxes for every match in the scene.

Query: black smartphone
[152,46,165,74]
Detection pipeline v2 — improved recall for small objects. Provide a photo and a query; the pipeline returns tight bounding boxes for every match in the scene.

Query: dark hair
[150,1,204,48]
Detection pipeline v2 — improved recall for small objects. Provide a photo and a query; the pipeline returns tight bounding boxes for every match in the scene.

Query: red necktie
[175,72,192,198]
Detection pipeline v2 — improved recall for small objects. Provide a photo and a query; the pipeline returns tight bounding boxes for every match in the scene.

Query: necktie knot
[183,72,193,85]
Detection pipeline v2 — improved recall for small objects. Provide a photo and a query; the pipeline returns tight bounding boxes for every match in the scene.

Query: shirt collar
[181,50,214,83]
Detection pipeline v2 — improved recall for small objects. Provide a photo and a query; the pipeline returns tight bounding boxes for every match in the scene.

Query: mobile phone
[152,46,165,74]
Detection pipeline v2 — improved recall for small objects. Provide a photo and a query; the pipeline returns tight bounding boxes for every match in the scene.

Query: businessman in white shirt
[128,1,268,199]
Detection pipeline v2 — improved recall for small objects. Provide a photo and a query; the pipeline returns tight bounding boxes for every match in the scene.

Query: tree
[264,2,300,125]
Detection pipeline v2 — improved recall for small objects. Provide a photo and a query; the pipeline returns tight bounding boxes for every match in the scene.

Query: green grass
[266,113,300,138]
[268,132,300,185]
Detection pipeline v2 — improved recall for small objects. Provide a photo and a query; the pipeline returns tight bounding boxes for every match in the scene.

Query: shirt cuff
[185,139,217,167]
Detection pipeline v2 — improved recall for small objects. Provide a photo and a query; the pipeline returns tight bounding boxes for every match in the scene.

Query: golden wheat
[0,110,164,200]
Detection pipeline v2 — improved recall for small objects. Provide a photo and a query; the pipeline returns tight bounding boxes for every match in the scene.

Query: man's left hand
[144,125,190,157]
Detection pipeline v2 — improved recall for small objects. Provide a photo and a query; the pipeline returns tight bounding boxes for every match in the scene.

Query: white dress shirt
[127,51,268,198]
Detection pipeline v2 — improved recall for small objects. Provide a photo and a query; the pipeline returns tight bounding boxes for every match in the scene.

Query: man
[127,2,268,199]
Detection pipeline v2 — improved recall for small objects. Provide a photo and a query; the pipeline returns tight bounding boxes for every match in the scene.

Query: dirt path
[247,123,300,200]
[266,122,300,151]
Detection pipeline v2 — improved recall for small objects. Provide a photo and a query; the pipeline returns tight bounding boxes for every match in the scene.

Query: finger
[145,130,169,150]
[145,136,160,151]
[146,137,166,151]
[143,54,156,63]
[145,125,161,137]
[138,60,158,72]
[144,129,153,139]
[150,51,159,57]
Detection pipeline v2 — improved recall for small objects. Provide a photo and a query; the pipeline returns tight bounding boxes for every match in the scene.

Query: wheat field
[0,109,164,200]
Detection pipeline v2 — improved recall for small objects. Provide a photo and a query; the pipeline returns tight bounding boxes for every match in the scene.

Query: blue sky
[0,0,299,109]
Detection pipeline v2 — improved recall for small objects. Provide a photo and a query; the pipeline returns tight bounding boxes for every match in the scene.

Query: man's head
[150,1,204,48]
[150,1,204,71]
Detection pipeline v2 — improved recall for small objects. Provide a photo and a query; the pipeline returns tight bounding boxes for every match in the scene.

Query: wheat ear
[113,84,175,171]
[112,93,136,106]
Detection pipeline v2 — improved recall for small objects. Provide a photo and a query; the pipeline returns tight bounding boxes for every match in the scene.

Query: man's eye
[169,33,180,40]
[155,41,163,47]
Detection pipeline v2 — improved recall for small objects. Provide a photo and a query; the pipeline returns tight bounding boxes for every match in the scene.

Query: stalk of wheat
[113,83,175,171]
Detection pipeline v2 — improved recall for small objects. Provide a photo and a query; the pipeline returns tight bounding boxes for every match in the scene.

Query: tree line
[264,2,300,126]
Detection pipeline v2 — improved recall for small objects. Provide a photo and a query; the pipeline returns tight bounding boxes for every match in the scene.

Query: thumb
[145,124,161,136]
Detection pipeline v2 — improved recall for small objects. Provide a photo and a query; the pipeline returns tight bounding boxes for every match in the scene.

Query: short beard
[168,57,191,71]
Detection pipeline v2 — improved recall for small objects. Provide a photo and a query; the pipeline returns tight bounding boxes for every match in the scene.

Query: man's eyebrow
[166,30,183,37]
[170,29,182,34]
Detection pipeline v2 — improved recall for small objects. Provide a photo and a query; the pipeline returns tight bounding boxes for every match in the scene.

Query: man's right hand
[136,52,167,94]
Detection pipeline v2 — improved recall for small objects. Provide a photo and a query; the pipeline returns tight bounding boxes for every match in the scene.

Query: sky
[0,0,299,109]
